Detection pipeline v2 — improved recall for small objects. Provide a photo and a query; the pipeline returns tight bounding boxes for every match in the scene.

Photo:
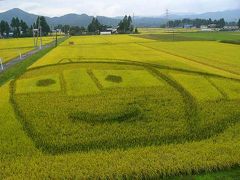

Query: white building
[100,31,112,35]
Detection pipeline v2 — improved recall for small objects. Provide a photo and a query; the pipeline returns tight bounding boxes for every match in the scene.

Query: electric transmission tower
[166,9,174,40]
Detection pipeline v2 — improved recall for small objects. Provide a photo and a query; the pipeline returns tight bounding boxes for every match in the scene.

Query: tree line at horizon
[0,16,50,38]
[0,15,137,37]
[165,18,240,29]
[1,16,239,38]
[56,15,138,35]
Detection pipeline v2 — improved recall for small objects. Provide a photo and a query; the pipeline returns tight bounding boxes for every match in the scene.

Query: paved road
[0,37,66,73]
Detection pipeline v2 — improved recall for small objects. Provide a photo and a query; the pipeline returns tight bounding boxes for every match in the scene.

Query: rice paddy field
[0,36,56,63]
[1,30,240,179]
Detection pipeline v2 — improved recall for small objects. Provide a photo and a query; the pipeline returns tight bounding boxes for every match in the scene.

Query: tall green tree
[218,18,225,28]
[238,19,240,28]
[117,15,133,34]
[15,17,20,37]
[10,17,16,29]
[35,16,50,36]
[10,17,16,36]
[63,25,71,34]
[11,17,21,37]
[70,26,86,35]
[5,21,10,36]
[123,15,128,32]
[20,20,28,36]
[0,20,6,36]
[127,16,133,31]
[87,18,104,33]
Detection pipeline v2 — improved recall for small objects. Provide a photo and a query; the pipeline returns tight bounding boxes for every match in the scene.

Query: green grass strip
[0,48,54,87]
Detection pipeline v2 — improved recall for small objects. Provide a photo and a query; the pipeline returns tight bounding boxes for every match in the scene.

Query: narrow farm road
[0,37,66,73]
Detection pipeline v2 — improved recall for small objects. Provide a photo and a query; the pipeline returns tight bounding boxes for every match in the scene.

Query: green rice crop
[63,68,100,96]
[169,72,223,101]
[93,69,165,88]
[138,41,240,75]
[209,77,240,100]
[1,34,240,179]
[12,64,187,154]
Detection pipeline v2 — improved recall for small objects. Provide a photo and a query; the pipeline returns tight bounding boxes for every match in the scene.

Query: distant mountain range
[0,8,239,28]
[0,8,120,27]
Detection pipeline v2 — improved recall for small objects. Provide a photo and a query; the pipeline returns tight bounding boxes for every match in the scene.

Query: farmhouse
[107,28,117,33]
[100,28,118,35]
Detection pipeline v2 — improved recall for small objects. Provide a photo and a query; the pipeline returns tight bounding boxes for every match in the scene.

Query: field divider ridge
[145,66,200,136]
[87,69,104,90]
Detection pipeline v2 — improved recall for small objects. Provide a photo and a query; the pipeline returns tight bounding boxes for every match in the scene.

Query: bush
[105,75,123,83]
[36,79,56,87]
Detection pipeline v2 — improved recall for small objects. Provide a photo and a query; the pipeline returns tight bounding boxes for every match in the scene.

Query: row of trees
[10,17,29,37]
[87,18,108,33]
[34,16,51,36]
[55,19,109,35]
[117,15,134,33]
[0,16,50,38]
[0,20,10,36]
[55,24,86,36]
[54,15,138,35]
[166,18,240,29]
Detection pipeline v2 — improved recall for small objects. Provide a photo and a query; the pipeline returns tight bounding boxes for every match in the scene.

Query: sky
[0,0,239,17]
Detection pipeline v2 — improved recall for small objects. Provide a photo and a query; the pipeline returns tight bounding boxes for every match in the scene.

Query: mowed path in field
[30,35,240,80]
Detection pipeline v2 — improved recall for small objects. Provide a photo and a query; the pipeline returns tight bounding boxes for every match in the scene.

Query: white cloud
[0,0,239,17]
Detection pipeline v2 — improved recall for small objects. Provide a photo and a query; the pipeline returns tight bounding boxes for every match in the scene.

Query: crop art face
[10,62,240,154]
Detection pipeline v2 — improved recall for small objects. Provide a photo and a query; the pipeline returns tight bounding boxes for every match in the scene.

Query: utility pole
[38,17,42,50]
[33,28,39,48]
[55,29,58,47]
